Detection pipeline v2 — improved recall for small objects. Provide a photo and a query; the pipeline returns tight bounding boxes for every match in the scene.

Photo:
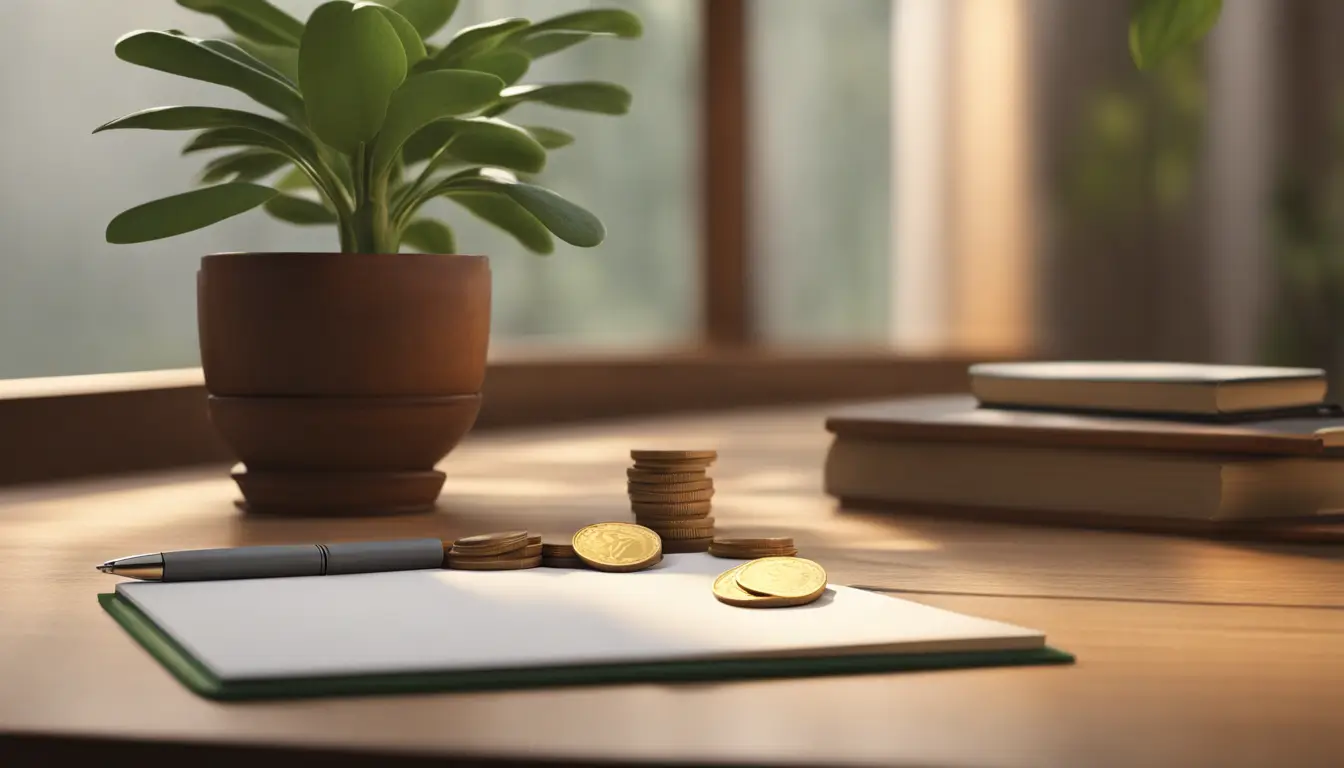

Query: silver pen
[97,538,446,582]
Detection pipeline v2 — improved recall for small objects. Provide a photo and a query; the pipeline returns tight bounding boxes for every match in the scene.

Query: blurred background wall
[5,0,1344,391]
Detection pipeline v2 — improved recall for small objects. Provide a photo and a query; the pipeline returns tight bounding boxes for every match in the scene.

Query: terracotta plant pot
[198,252,490,516]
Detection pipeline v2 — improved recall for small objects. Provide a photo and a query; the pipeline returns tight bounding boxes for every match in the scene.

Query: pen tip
[96,564,112,574]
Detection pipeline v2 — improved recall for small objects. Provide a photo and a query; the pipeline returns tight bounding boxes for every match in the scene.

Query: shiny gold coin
[631,449,718,461]
[571,522,663,573]
[452,530,528,556]
[630,501,713,517]
[712,564,823,608]
[735,557,827,600]
[628,488,715,504]
[540,539,577,558]
[627,468,707,483]
[446,555,542,571]
[659,536,713,553]
[627,478,714,493]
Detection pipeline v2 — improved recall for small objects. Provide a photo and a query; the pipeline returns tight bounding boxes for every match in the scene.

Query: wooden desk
[3,406,1342,767]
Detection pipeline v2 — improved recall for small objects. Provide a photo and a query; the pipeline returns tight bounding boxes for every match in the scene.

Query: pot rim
[201,252,490,267]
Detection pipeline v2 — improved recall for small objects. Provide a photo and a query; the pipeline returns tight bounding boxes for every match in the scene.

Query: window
[0,0,698,378]
[749,0,892,345]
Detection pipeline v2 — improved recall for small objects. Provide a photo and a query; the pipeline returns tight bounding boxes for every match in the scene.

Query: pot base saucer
[232,468,446,517]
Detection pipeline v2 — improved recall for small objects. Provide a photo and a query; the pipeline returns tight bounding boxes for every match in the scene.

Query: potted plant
[97,0,641,515]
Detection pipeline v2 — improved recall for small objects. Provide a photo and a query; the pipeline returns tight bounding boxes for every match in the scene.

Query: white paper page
[117,553,1044,681]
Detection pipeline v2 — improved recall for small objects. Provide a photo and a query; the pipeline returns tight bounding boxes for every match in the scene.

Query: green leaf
[448,191,553,254]
[371,70,505,181]
[490,82,631,116]
[275,166,314,191]
[510,31,591,59]
[519,9,642,38]
[299,0,409,153]
[437,171,603,247]
[233,38,299,82]
[401,218,456,253]
[176,127,341,209]
[402,117,546,172]
[460,50,530,85]
[94,106,320,166]
[198,38,294,85]
[182,126,286,154]
[114,30,304,119]
[106,183,277,244]
[200,150,291,183]
[1129,0,1222,70]
[364,2,427,66]
[434,18,529,67]
[522,125,574,150]
[263,193,338,224]
[175,0,304,47]
[386,0,459,40]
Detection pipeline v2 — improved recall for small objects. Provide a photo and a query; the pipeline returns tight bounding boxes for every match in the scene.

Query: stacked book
[823,362,1344,534]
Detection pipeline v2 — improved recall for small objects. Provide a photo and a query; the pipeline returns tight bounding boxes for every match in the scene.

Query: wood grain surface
[2,405,1342,767]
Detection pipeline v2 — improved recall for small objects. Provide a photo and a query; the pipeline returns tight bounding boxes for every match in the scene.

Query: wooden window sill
[0,349,1001,486]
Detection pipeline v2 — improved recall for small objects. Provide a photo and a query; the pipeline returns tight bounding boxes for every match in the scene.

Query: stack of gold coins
[540,537,587,569]
[572,522,663,572]
[627,449,717,553]
[708,536,798,559]
[712,556,827,609]
[445,531,543,570]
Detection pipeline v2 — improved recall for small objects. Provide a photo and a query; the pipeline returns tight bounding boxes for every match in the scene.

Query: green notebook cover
[100,593,1074,702]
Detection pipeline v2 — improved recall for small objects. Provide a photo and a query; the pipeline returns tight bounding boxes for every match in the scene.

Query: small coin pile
[627,449,717,553]
[445,530,542,570]
[540,537,586,569]
[572,521,663,572]
[712,556,828,609]
[708,536,797,559]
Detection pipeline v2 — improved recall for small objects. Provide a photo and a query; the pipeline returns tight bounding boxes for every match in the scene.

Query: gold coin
[446,555,542,571]
[541,556,588,569]
[735,557,827,600]
[627,478,714,493]
[627,468,707,483]
[630,501,713,517]
[709,546,798,560]
[659,536,713,553]
[540,539,576,557]
[633,460,714,471]
[452,530,528,556]
[713,536,794,548]
[628,488,715,504]
[713,564,768,606]
[646,525,715,540]
[571,522,663,572]
[631,449,718,461]
[447,542,529,558]
[636,516,715,530]
[712,564,823,608]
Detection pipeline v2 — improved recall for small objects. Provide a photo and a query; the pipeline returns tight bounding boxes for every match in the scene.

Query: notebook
[101,553,1071,701]
[969,361,1328,416]
[824,395,1344,538]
